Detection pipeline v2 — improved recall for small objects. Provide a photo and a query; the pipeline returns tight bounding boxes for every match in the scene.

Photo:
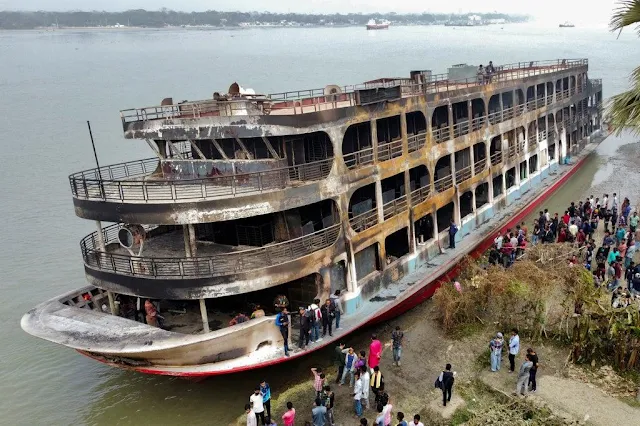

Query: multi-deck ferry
[21,59,604,376]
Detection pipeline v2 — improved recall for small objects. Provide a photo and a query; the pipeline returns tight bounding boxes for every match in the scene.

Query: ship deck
[22,135,605,375]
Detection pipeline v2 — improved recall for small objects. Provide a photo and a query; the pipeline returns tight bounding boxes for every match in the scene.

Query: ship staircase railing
[349,208,379,232]
[120,59,589,124]
[382,196,408,220]
[410,185,431,206]
[474,157,487,174]
[70,157,334,202]
[377,138,404,162]
[434,175,454,193]
[490,151,503,166]
[343,147,375,170]
[455,165,473,184]
[82,223,341,278]
[407,132,427,153]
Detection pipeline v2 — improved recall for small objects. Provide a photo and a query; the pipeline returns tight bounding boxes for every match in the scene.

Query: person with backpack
[437,364,455,406]
[298,306,311,350]
[308,299,322,342]
[276,307,290,357]
[321,299,333,337]
[329,290,343,329]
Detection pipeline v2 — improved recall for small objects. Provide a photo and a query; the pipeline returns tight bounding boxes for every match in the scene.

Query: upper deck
[120,59,589,139]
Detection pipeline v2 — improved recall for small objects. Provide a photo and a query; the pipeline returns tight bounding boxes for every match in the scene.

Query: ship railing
[507,144,517,159]
[410,185,431,205]
[452,120,470,138]
[471,116,486,131]
[434,174,453,193]
[382,195,408,220]
[349,207,379,232]
[525,99,537,112]
[487,110,502,125]
[502,106,516,121]
[120,59,588,124]
[527,132,537,147]
[432,126,451,143]
[570,87,576,97]
[82,223,341,278]
[407,132,427,153]
[515,104,526,116]
[536,97,546,108]
[377,138,404,162]
[344,146,375,170]
[70,157,333,202]
[538,129,548,142]
[556,91,564,101]
[455,165,472,184]
[517,139,526,153]
[490,151,503,166]
[562,89,570,99]
[548,129,556,141]
[474,158,487,174]
[545,94,553,106]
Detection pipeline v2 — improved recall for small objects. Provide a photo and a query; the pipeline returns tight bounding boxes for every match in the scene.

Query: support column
[96,221,116,316]
[199,298,210,333]
[467,100,473,131]
[400,112,408,156]
[447,104,454,140]
[183,225,192,258]
[488,176,494,203]
[375,180,384,224]
[346,242,358,292]
[371,119,379,162]
[469,146,475,177]
[188,224,197,257]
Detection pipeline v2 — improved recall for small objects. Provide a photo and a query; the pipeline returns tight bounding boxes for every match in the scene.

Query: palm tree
[608,1,640,133]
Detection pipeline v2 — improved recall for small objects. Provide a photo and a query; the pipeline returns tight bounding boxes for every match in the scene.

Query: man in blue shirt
[311,398,327,426]
[508,328,520,373]
[448,220,458,249]
[260,380,271,420]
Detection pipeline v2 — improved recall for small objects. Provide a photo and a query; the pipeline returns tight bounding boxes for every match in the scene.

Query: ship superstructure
[22,59,604,375]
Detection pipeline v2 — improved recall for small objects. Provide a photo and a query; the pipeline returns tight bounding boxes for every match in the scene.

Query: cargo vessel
[21,59,604,376]
[366,19,390,30]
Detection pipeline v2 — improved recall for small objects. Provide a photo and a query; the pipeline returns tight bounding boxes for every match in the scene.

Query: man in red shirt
[562,211,571,225]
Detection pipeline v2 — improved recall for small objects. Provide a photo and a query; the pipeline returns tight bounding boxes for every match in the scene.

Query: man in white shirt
[245,403,257,426]
[382,397,393,426]
[508,328,520,373]
[494,233,503,250]
[249,387,265,425]
[412,414,424,426]
[352,371,363,417]
[359,365,371,410]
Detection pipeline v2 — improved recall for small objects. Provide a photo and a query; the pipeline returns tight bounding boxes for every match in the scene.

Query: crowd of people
[244,327,456,426]
[488,193,640,300]
[488,329,540,396]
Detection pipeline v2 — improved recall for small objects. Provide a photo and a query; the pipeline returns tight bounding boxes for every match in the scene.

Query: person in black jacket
[439,364,455,406]
[320,299,333,337]
[298,307,311,350]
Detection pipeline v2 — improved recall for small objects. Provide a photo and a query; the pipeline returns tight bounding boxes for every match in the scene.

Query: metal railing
[452,120,470,138]
[432,126,451,143]
[82,223,341,278]
[70,157,333,202]
[515,104,526,116]
[527,132,537,147]
[471,116,486,131]
[407,132,427,153]
[507,144,517,159]
[488,110,502,125]
[377,138,404,162]
[455,165,472,184]
[410,185,431,205]
[525,100,537,112]
[538,129,548,142]
[382,196,408,220]
[120,59,588,124]
[490,151,503,166]
[434,174,454,192]
[343,147,374,170]
[517,139,526,153]
[474,158,487,174]
[502,106,515,121]
[349,208,379,232]
[545,95,553,106]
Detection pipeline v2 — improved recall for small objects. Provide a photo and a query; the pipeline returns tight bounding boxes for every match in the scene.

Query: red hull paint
[80,157,587,376]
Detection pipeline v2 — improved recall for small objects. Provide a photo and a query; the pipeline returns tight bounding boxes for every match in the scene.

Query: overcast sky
[0,0,621,26]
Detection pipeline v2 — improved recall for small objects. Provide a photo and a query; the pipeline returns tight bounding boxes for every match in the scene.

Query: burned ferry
[22,59,604,376]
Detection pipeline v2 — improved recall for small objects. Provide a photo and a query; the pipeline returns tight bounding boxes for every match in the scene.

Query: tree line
[0,10,528,29]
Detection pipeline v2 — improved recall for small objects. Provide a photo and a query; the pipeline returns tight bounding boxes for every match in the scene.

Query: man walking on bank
[508,328,520,373]
[437,364,455,407]
[391,326,404,366]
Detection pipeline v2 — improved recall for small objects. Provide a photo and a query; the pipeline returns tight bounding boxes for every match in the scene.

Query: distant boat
[559,21,575,28]
[366,19,390,30]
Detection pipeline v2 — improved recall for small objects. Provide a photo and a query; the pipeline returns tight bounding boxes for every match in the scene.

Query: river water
[0,24,638,425]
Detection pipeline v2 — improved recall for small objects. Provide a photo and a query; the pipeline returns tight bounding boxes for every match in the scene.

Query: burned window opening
[455,148,472,183]
[355,244,381,281]
[343,122,372,156]
[436,202,455,233]
[515,89,525,107]
[519,161,528,181]
[526,86,535,103]
[529,154,538,174]
[431,105,450,143]
[460,191,474,219]
[506,167,516,189]
[502,91,513,109]
[385,227,410,264]
[492,174,504,197]
[434,155,453,192]
[475,182,489,209]
[549,143,556,160]
[409,165,430,192]
[488,95,501,124]
[406,111,427,135]
[349,183,377,231]
[414,213,434,243]
[377,115,402,143]
[381,172,406,201]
